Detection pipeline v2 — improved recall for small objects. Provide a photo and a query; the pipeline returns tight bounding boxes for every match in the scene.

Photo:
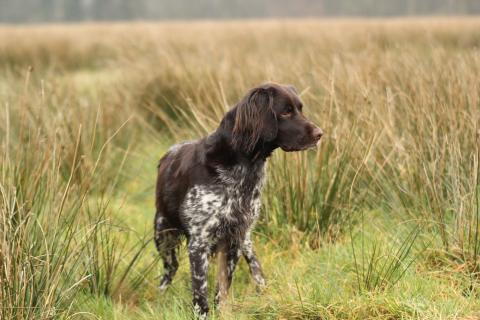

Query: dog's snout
[312,127,323,140]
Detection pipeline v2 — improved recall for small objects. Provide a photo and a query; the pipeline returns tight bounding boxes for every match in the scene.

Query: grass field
[1,18,480,319]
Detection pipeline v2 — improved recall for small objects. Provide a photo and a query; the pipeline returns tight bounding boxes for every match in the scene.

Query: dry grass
[0,18,479,319]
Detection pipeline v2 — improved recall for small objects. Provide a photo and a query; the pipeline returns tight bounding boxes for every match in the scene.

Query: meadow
[0,18,479,319]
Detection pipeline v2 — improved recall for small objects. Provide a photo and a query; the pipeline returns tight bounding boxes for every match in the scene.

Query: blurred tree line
[1,0,479,23]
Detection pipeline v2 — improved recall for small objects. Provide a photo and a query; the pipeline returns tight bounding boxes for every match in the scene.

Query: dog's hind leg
[154,215,180,291]
[214,242,242,306]
[242,232,266,289]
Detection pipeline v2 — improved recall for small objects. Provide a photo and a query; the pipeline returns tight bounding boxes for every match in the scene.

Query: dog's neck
[205,122,277,168]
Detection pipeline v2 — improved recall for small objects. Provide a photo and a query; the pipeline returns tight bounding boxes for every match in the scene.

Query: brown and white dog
[154,83,323,316]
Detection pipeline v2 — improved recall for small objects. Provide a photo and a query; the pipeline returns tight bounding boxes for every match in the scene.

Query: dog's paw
[158,279,172,292]
[158,283,169,292]
[254,279,267,294]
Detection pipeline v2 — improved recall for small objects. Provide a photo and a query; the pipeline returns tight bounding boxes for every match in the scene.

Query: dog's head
[230,83,323,154]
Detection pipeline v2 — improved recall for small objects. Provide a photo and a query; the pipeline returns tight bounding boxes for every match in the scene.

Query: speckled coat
[154,83,323,317]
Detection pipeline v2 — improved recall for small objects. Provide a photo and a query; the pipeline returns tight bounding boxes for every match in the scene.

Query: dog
[154,82,323,316]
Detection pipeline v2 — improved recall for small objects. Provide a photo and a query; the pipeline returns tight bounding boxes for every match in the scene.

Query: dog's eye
[280,106,294,117]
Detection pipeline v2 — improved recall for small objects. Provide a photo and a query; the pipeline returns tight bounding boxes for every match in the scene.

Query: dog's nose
[312,127,323,140]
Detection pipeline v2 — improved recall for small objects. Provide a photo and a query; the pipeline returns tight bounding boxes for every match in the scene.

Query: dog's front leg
[188,240,209,317]
[243,232,266,289]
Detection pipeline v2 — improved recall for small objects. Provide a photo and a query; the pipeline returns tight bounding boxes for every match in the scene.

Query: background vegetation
[0,18,479,319]
[2,0,480,23]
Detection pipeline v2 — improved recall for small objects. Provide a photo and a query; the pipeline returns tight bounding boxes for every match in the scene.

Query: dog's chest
[181,164,265,242]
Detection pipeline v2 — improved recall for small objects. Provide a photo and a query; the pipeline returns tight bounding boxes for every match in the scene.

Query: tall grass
[1,18,480,318]
[0,65,152,318]
[0,122,88,319]
[262,130,373,245]
[82,201,158,300]
[350,219,421,292]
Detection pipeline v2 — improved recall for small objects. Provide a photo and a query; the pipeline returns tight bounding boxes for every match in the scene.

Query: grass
[1,17,480,319]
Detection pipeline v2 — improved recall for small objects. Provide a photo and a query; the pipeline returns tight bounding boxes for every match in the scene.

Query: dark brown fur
[154,82,323,316]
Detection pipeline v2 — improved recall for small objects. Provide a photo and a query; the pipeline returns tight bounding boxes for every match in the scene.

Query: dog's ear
[232,86,278,153]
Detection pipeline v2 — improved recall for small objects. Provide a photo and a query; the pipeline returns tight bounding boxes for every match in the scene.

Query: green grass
[1,18,480,319]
